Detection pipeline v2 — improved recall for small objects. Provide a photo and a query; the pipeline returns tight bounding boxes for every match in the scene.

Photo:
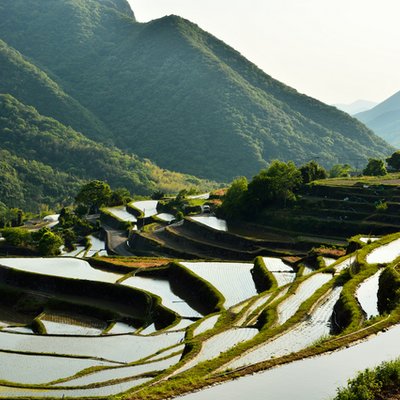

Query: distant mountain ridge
[334,100,377,115]
[0,0,394,183]
[355,91,400,148]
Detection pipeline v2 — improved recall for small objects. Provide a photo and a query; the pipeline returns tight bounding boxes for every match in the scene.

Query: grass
[312,172,400,187]
[118,246,400,400]
[1,235,400,400]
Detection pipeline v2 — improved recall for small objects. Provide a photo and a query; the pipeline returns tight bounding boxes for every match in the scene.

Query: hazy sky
[128,0,400,105]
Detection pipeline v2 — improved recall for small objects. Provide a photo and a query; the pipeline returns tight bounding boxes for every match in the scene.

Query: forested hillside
[0,94,213,210]
[0,0,393,182]
[0,39,111,140]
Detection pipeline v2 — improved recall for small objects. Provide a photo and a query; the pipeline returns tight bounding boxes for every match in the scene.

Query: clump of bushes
[334,358,400,400]
[1,226,63,256]
[377,265,400,314]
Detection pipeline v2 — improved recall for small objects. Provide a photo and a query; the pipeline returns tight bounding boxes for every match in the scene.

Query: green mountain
[0,0,394,182]
[0,39,111,140]
[0,94,212,210]
[355,91,400,148]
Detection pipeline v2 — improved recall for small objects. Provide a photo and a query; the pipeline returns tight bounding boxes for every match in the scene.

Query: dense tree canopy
[0,0,393,182]
[247,161,302,208]
[329,164,353,178]
[220,177,248,219]
[221,161,303,219]
[299,161,327,183]
[363,159,387,176]
[75,180,112,213]
[386,151,400,171]
[0,94,214,210]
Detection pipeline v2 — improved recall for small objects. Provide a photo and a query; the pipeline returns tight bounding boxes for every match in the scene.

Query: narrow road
[102,224,135,256]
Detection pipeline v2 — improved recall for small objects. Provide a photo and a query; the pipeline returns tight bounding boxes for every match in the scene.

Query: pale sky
[128,0,400,105]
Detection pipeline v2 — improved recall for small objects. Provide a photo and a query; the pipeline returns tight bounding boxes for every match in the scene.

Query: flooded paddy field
[180,262,258,308]
[0,233,399,399]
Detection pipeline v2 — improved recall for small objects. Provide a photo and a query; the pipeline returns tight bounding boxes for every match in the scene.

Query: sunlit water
[0,258,121,283]
[189,216,228,231]
[177,324,400,400]
[180,262,258,308]
[356,270,382,319]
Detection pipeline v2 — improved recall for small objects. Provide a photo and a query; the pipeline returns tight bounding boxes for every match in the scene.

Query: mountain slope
[0,94,213,210]
[355,91,400,148]
[0,38,111,140]
[0,0,394,181]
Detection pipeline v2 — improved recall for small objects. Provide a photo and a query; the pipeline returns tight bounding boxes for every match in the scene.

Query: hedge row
[168,262,225,315]
[251,256,277,293]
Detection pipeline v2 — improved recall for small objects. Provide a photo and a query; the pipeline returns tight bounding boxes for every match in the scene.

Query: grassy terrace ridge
[116,236,400,400]
[0,235,399,399]
[312,172,400,187]
[247,173,400,241]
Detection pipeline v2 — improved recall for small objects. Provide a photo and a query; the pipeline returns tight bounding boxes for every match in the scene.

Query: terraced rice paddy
[180,262,258,308]
[302,265,315,275]
[122,276,201,318]
[55,354,182,387]
[366,237,400,264]
[85,235,107,257]
[178,325,400,400]
[40,320,103,336]
[1,234,399,399]
[262,258,295,272]
[227,286,342,369]
[356,270,383,319]
[105,206,137,222]
[107,322,137,335]
[0,377,151,398]
[0,331,184,363]
[334,255,356,273]
[61,246,85,258]
[157,213,175,222]
[235,293,272,326]
[261,257,296,287]
[175,328,258,374]
[0,352,112,384]
[131,200,158,218]
[146,344,185,362]
[167,319,194,331]
[193,314,220,337]
[359,237,380,244]
[189,216,228,231]
[322,257,336,266]
[277,273,332,324]
[0,257,121,283]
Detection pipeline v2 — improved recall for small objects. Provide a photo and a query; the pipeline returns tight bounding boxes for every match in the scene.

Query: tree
[220,177,248,218]
[109,188,131,206]
[37,230,63,256]
[248,160,302,208]
[2,227,31,247]
[299,161,327,184]
[386,151,400,171]
[75,180,112,213]
[329,164,353,178]
[151,190,165,200]
[363,159,387,176]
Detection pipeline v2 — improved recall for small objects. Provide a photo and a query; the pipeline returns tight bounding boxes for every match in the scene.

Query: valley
[0,0,399,399]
